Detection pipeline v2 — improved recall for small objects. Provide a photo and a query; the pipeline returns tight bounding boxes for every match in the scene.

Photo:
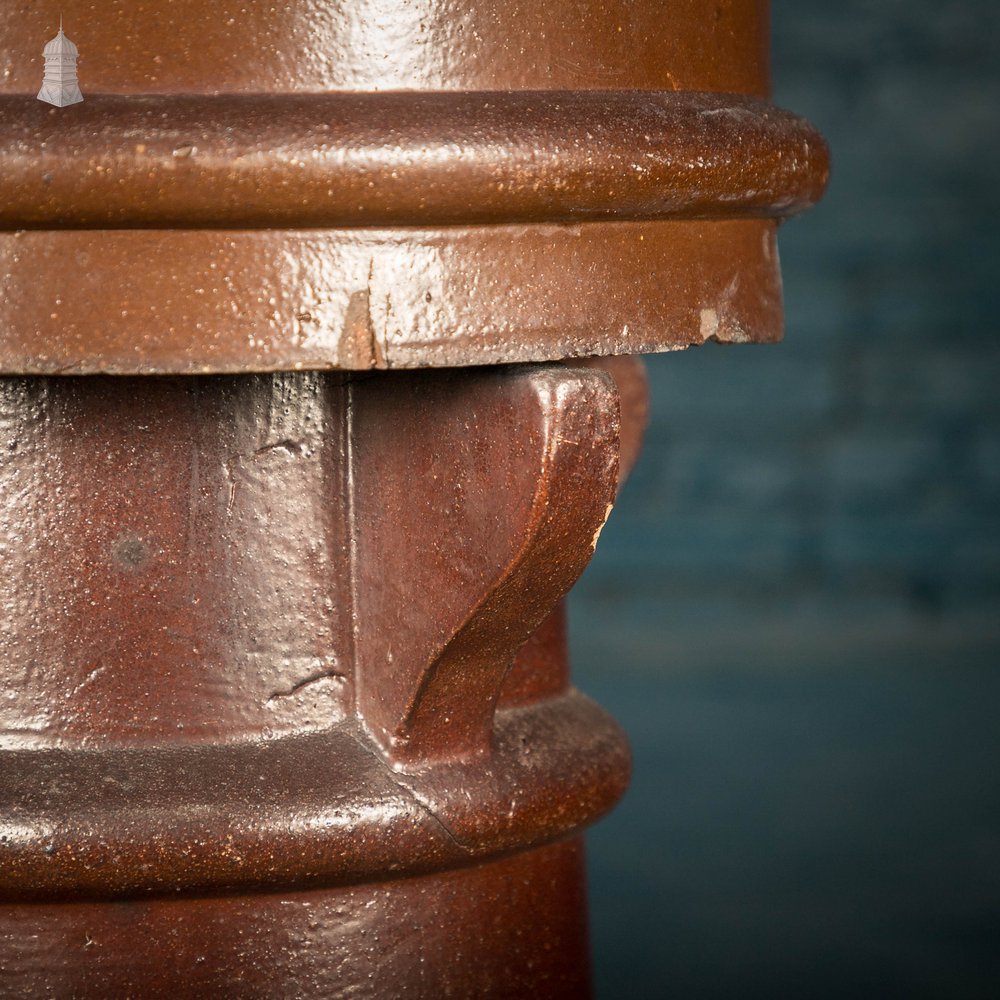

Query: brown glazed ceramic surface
[0,367,630,1000]
[0,1,771,96]
[0,0,827,374]
[0,93,825,229]
[0,840,593,1000]
[0,218,789,373]
[0,1,826,996]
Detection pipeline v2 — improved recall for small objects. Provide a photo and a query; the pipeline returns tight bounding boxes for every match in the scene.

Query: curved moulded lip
[0,90,827,375]
[0,690,631,903]
[0,91,829,231]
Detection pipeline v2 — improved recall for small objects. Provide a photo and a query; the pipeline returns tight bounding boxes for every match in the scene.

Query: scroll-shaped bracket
[349,364,620,766]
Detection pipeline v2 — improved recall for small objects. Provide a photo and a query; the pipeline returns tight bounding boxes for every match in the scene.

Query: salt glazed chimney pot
[0,2,827,996]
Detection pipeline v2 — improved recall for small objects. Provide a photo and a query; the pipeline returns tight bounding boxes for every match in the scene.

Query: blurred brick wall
[576,7,1000,994]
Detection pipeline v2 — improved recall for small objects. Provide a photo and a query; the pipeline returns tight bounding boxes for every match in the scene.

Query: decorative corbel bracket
[349,363,620,766]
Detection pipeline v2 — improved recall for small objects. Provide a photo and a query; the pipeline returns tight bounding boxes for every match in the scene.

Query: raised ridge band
[0,692,629,901]
[0,91,829,230]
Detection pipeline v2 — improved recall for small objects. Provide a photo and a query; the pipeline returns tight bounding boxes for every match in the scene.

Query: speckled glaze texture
[0,374,352,746]
[0,366,632,997]
[0,840,593,999]
[0,93,826,229]
[0,219,785,373]
[0,1,826,995]
[0,0,827,374]
[0,1,769,95]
